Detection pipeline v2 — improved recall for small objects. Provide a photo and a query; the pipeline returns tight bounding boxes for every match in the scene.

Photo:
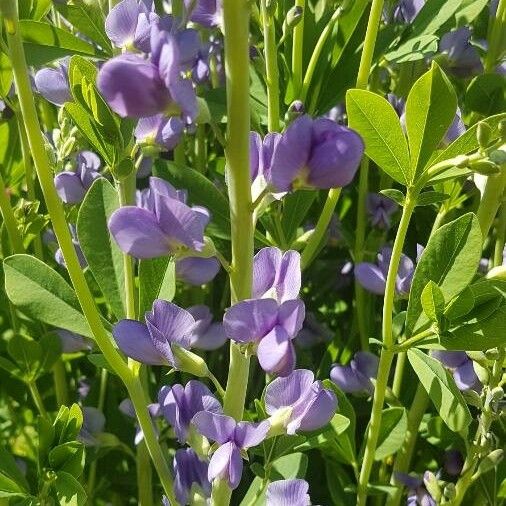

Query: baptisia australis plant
[1,0,506,505]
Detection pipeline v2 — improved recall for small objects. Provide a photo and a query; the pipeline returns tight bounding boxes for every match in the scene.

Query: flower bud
[489,149,506,165]
[477,122,492,148]
[490,386,504,402]
[470,160,500,175]
[486,266,506,280]
[266,0,277,16]
[454,155,469,168]
[476,449,504,476]
[423,471,441,502]
[286,6,303,28]
[285,100,305,123]
[172,346,209,377]
[443,483,456,500]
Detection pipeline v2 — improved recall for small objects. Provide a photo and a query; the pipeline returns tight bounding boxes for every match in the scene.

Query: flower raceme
[108,177,210,259]
[34,57,71,106]
[192,411,270,489]
[431,351,482,392]
[330,351,379,394]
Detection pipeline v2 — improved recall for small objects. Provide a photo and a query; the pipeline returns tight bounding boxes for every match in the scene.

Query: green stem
[52,359,68,406]
[174,141,185,166]
[291,0,305,99]
[301,187,341,269]
[353,0,385,352]
[216,0,254,503]
[386,384,429,506]
[391,351,406,399]
[0,3,176,500]
[493,199,506,267]
[261,0,280,132]
[28,380,49,420]
[195,124,207,173]
[357,193,416,506]
[476,168,506,239]
[300,7,340,103]
[485,0,506,72]
[0,169,24,254]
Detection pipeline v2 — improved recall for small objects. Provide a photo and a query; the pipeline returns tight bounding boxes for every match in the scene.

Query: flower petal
[277,299,305,337]
[265,369,315,415]
[34,66,71,106]
[257,326,296,377]
[176,256,220,285]
[105,0,140,48]
[354,263,387,295]
[266,479,310,506]
[208,442,242,489]
[192,411,236,444]
[54,172,86,204]
[234,420,270,449]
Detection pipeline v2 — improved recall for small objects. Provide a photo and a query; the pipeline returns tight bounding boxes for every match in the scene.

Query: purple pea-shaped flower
[135,114,184,151]
[392,0,424,23]
[184,0,223,28]
[173,448,211,505]
[431,351,482,392]
[34,57,72,106]
[176,256,221,286]
[330,351,379,394]
[158,380,222,443]
[192,411,270,489]
[266,479,311,506]
[265,369,337,435]
[78,407,106,446]
[187,305,227,350]
[439,27,483,78]
[269,115,364,191]
[366,193,398,229]
[394,471,437,506]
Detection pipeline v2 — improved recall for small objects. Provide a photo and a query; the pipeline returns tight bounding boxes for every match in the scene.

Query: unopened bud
[470,160,500,175]
[489,149,506,165]
[286,6,303,28]
[486,265,506,280]
[490,386,504,402]
[112,157,135,180]
[454,155,469,168]
[477,122,492,148]
[173,346,209,377]
[443,483,456,500]
[476,449,504,476]
[423,471,441,502]
[266,0,277,16]
[285,100,305,123]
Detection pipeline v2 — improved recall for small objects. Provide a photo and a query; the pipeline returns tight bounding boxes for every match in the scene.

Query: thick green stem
[261,0,280,132]
[52,360,68,406]
[477,168,506,238]
[0,169,24,254]
[301,188,341,269]
[353,0,385,351]
[485,0,506,72]
[216,0,254,503]
[28,380,49,420]
[391,351,406,399]
[0,3,175,500]
[291,0,305,99]
[493,199,506,267]
[357,193,416,506]
[300,7,340,102]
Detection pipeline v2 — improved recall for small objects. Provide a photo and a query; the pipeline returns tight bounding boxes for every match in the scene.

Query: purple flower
[192,411,270,489]
[354,247,415,296]
[97,25,197,120]
[265,369,337,435]
[252,247,301,303]
[34,58,71,106]
[79,407,106,446]
[158,380,222,443]
[54,151,101,204]
[394,472,437,506]
[119,399,161,444]
[266,479,311,506]
[105,0,156,52]
[188,305,227,350]
[224,298,305,376]
[135,114,184,151]
[325,103,345,124]
[55,329,92,353]
[173,448,211,505]
[176,256,221,286]
[250,132,281,200]
[443,108,466,145]
[366,193,398,229]
[387,93,406,117]
[269,115,364,191]
[44,226,87,269]
[295,312,333,349]
[431,351,482,392]
[113,299,195,365]
[108,177,209,259]
[184,0,223,28]
[393,0,424,23]
[443,449,464,477]
[330,351,379,394]
[439,27,483,78]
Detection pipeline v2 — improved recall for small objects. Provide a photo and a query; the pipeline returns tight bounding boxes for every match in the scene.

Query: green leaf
[39,333,62,373]
[380,189,405,206]
[444,286,475,321]
[154,161,231,240]
[409,0,463,37]
[138,256,176,316]
[53,471,87,506]
[415,191,450,206]
[408,349,471,431]
[455,0,490,24]
[374,407,407,461]
[64,102,116,167]
[405,63,457,178]
[346,89,411,185]
[54,3,112,55]
[49,442,85,478]
[0,52,13,99]
[3,255,93,338]
[20,21,102,67]
[281,191,316,245]
[405,213,482,336]
[77,179,125,319]
[421,281,445,323]
[442,280,506,350]
[0,445,30,496]
[54,404,83,445]
[7,335,41,378]
[465,73,506,116]
[384,35,439,63]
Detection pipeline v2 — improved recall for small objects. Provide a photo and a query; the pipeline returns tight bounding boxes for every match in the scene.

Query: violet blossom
[119,399,161,445]
[393,0,424,23]
[354,247,415,296]
[54,151,101,204]
[265,369,337,435]
[431,351,482,392]
[158,380,222,443]
[97,24,197,120]
[78,407,106,446]
[223,298,305,376]
[173,448,211,505]
[185,0,223,28]
[366,193,398,229]
[55,328,93,353]
[188,305,227,350]
[394,472,437,506]
[135,114,184,152]
[269,115,364,191]
[34,58,71,106]
[250,131,281,201]
[176,256,221,286]
[330,351,379,394]
[108,177,210,259]
[43,226,87,269]
[112,299,196,366]
[443,449,464,477]
[439,27,483,78]
[192,411,270,489]
[266,479,311,506]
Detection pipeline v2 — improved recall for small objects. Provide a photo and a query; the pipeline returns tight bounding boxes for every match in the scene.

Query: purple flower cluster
[224,247,305,376]
[431,351,482,392]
